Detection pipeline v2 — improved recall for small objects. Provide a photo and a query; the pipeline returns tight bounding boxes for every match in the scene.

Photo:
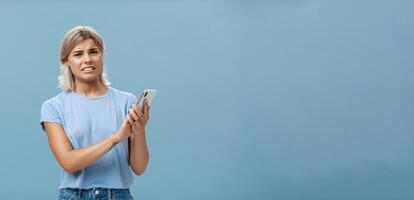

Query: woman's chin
[78,75,100,84]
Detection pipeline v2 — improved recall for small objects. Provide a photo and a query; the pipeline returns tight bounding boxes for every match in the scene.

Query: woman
[40,26,150,200]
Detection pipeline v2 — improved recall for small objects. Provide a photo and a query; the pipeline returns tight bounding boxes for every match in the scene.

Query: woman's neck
[74,80,108,97]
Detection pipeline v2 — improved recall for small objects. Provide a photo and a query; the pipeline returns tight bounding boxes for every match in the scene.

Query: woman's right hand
[114,119,133,142]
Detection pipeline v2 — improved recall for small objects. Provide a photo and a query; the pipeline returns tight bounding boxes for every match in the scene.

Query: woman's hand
[114,118,133,142]
[127,99,150,135]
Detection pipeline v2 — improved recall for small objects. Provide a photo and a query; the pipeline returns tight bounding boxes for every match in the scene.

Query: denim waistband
[59,187,132,200]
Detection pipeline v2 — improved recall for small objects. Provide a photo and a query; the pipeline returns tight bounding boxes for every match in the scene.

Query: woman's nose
[84,54,92,63]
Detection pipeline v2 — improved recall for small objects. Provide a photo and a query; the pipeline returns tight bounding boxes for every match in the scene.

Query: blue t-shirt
[40,87,137,189]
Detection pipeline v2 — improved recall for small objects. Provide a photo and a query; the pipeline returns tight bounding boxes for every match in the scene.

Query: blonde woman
[40,26,149,200]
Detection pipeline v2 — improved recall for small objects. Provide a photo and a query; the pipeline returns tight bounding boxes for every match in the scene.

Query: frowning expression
[66,39,103,83]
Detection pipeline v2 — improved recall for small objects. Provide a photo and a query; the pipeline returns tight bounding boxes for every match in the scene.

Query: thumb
[121,117,129,127]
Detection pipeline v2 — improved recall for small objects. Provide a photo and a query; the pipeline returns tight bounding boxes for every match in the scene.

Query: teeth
[83,67,94,71]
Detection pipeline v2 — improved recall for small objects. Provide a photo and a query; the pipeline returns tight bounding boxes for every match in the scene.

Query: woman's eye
[74,53,81,57]
[91,51,99,54]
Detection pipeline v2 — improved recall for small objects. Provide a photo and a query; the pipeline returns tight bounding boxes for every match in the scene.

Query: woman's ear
[64,63,72,71]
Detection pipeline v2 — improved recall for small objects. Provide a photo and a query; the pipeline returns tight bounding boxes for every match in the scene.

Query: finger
[131,108,142,120]
[127,115,136,126]
[136,111,144,122]
[144,99,149,115]
[142,100,149,115]
[129,108,140,121]
[135,109,145,124]
[127,113,134,123]
[144,99,150,115]
[132,105,144,118]
[137,109,144,118]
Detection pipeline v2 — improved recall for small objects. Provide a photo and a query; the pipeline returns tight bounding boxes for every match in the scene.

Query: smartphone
[136,89,157,112]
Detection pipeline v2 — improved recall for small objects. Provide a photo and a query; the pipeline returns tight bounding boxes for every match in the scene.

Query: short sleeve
[40,100,63,132]
[130,94,138,107]
[125,93,138,114]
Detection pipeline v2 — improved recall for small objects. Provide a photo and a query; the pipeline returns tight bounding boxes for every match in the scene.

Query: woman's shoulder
[42,91,70,105]
[109,87,137,100]
[108,87,138,109]
[40,91,71,112]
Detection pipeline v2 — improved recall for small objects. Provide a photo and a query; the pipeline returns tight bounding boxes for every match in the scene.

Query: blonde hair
[58,26,110,92]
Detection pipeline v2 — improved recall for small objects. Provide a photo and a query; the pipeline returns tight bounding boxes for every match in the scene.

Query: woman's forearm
[129,131,149,176]
[63,134,120,173]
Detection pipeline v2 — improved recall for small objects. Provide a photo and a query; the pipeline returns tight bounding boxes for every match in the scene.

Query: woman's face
[66,39,103,84]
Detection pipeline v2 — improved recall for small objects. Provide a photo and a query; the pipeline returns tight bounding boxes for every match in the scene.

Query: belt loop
[107,188,112,200]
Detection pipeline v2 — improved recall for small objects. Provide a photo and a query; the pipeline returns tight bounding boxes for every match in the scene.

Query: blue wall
[0,0,413,199]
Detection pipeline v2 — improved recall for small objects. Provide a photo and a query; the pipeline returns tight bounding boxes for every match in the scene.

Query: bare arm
[44,119,132,174]
[127,100,150,176]
[129,130,149,176]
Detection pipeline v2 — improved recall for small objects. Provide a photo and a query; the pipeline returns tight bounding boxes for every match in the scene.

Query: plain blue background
[0,0,413,199]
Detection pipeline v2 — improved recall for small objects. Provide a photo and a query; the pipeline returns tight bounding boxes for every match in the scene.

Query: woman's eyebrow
[72,47,99,53]
[72,49,84,53]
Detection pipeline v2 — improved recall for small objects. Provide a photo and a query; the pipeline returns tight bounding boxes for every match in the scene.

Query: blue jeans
[58,188,134,200]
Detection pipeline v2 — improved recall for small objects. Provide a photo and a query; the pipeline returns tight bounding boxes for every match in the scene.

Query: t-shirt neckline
[71,87,111,101]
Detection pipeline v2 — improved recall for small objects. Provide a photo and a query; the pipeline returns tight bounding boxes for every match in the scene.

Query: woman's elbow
[62,163,78,174]
[59,160,80,174]
[132,166,147,176]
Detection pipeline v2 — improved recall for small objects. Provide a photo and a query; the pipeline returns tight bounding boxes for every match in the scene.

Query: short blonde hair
[58,26,110,92]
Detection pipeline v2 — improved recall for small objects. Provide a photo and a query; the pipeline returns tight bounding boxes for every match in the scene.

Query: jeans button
[95,190,100,195]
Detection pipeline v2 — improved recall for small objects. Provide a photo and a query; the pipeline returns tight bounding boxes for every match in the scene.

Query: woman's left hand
[127,99,150,134]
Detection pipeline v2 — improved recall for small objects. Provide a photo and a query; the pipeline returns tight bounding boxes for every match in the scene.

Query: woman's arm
[127,100,150,176]
[129,131,149,176]
[44,119,131,174]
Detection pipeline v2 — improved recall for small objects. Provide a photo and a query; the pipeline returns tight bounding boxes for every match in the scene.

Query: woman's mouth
[81,67,96,73]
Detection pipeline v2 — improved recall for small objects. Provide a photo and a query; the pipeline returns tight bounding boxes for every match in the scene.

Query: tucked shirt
[40,87,137,189]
